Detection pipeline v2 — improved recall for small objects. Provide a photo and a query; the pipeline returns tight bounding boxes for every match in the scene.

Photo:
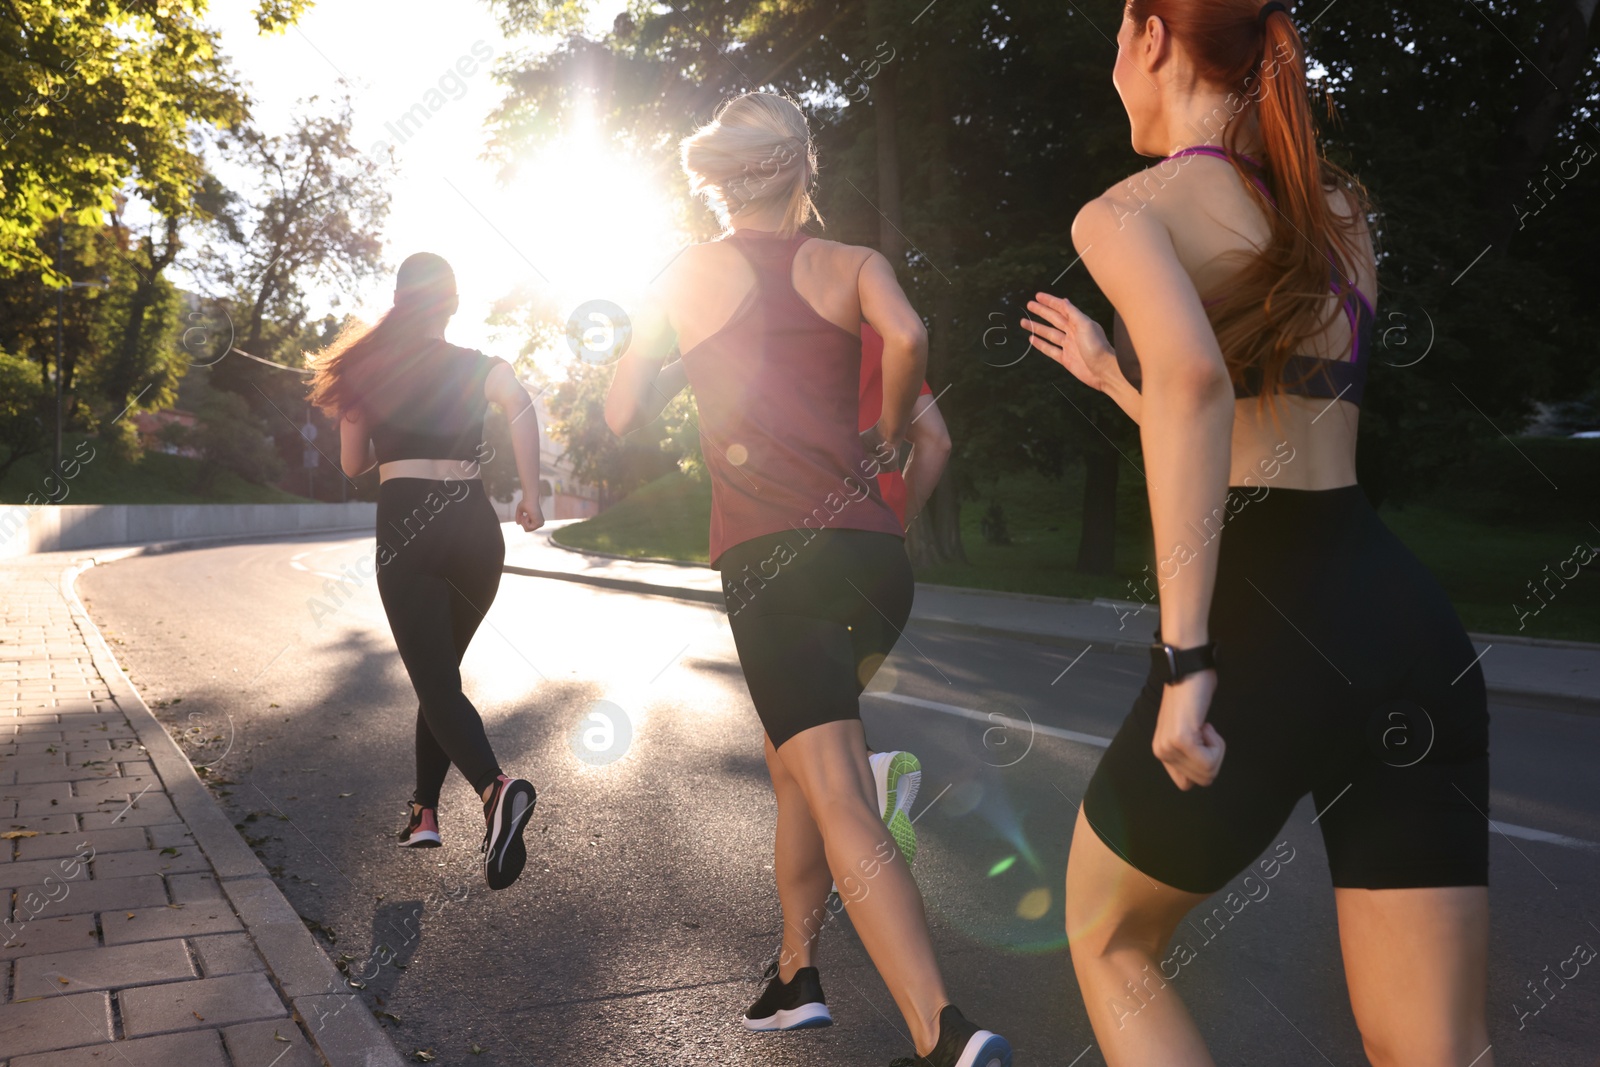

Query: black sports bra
[366,342,505,464]
[1114,145,1374,408]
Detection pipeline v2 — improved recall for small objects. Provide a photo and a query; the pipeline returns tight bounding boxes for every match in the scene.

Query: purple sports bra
[1112,145,1374,408]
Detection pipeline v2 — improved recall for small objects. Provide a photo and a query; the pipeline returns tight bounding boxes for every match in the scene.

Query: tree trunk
[1077,442,1119,575]
[1485,0,1599,251]
[113,218,180,406]
[910,61,966,566]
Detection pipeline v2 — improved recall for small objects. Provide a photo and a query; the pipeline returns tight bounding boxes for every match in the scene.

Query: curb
[500,563,723,605]
[500,562,1600,717]
[59,559,407,1067]
[543,528,712,570]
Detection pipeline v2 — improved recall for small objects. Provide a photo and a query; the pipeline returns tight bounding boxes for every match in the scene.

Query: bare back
[665,235,875,355]
[1131,154,1378,490]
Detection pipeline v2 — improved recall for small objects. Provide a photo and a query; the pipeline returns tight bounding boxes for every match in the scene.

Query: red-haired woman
[1023,3,1491,1064]
[310,252,544,892]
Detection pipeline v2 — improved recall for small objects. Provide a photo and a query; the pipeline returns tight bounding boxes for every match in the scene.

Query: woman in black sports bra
[310,252,544,892]
[1021,3,1491,1065]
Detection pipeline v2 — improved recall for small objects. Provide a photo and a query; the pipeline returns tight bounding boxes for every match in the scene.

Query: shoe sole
[874,752,921,866]
[397,831,441,848]
[485,779,537,891]
[955,1032,1012,1067]
[741,1002,833,1031]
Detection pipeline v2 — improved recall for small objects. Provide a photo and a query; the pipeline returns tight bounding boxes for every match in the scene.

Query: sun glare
[493,125,687,364]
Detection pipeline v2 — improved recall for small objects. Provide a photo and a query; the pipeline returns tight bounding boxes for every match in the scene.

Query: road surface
[79,531,1600,1066]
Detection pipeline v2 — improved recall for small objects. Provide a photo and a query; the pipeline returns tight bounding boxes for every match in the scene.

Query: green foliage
[0,349,48,485]
[0,432,307,504]
[0,1,254,280]
[181,390,286,492]
[551,468,713,562]
[487,0,1600,523]
[99,416,143,467]
[539,361,681,506]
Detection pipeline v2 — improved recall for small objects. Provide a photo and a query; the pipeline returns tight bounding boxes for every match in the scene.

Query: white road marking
[865,691,1111,749]
[863,692,1600,851]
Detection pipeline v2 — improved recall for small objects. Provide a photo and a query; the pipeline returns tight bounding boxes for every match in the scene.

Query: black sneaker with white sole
[742,966,833,1031]
[889,1004,1011,1067]
[480,775,537,891]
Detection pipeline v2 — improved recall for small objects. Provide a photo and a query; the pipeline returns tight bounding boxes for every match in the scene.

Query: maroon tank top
[677,231,904,565]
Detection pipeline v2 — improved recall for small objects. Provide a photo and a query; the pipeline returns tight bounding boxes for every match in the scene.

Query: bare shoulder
[1072,176,1168,254]
[658,240,728,292]
[797,236,876,275]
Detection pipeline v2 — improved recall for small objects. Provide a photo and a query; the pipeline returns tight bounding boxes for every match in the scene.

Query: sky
[195,0,683,366]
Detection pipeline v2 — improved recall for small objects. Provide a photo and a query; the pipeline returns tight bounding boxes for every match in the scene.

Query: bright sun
[492,123,687,359]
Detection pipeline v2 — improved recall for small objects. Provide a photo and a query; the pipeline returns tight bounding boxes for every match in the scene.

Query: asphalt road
[79,532,1600,1066]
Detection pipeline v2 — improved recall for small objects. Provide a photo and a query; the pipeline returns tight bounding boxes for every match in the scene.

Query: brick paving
[0,557,321,1066]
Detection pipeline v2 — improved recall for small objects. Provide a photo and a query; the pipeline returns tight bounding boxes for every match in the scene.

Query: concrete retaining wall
[0,502,377,559]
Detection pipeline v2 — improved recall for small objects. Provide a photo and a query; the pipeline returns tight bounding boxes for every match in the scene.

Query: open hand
[515,498,545,533]
[1023,291,1118,393]
[1152,671,1225,790]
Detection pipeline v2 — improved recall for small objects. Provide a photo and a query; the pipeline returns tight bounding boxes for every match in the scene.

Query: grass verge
[552,468,1600,642]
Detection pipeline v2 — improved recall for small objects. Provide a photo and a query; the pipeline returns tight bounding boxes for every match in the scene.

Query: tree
[488,0,1600,574]
[540,362,684,508]
[179,390,285,493]
[0,0,290,280]
[200,96,392,484]
[0,350,48,485]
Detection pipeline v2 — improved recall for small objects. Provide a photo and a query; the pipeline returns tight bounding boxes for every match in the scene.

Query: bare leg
[763,735,834,979]
[1335,886,1491,1067]
[1064,805,1215,1066]
[776,719,949,1055]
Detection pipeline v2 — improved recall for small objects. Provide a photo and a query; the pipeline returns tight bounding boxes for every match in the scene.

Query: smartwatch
[1149,632,1218,685]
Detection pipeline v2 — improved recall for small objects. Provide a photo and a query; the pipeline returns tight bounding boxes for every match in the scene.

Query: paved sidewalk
[0,552,404,1067]
[505,523,1600,715]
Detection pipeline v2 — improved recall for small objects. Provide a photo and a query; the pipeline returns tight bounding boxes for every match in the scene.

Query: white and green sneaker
[869,750,921,866]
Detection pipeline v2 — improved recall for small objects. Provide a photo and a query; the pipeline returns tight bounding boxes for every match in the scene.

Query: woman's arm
[858,250,928,448]
[900,393,951,525]
[339,413,375,478]
[1074,195,1234,790]
[484,361,545,532]
[605,296,686,437]
[1022,296,1143,424]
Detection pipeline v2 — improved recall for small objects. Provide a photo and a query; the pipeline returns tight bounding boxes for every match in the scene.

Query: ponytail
[1128,0,1372,408]
[308,253,459,418]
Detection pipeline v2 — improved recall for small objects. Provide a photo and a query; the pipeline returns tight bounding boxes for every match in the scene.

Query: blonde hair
[681,92,821,237]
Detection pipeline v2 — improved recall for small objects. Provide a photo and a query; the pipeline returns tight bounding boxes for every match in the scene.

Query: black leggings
[1083,484,1490,894]
[720,528,914,749]
[375,478,505,806]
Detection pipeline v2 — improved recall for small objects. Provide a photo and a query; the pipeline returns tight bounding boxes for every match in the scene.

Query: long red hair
[1127,0,1372,404]
[308,253,459,418]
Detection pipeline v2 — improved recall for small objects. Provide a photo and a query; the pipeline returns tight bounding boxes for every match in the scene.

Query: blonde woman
[605,93,1012,1067]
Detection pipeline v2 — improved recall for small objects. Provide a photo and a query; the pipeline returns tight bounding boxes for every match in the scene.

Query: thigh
[377,567,465,697]
[839,534,914,693]
[441,517,504,660]
[773,719,877,814]
[1081,666,1310,896]
[1066,804,1212,958]
[728,611,862,749]
[1334,885,1490,1066]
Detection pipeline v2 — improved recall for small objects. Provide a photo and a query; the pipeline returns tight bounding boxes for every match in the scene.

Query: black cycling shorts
[1083,485,1490,894]
[719,528,913,749]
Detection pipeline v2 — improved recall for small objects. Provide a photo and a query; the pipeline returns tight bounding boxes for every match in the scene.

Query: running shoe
[888,1004,1011,1067]
[396,804,441,848]
[742,966,833,1031]
[480,775,538,891]
[870,749,921,866]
